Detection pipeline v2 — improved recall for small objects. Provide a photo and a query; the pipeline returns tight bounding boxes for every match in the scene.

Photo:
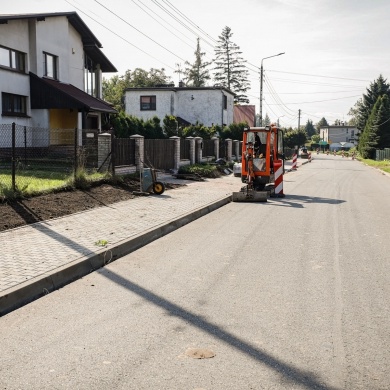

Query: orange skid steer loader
[232,125,285,202]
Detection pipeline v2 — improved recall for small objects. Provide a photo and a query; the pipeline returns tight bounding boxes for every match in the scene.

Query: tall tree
[355,75,390,133]
[315,117,329,134]
[284,129,307,148]
[305,119,316,137]
[213,26,250,103]
[264,113,271,126]
[358,97,381,158]
[182,38,211,87]
[103,68,171,112]
[373,94,390,149]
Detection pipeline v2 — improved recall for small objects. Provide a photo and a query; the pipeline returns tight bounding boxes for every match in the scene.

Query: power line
[64,0,176,70]
[93,0,187,62]
[267,76,364,88]
[267,95,362,105]
[131,0,195,50]
[162,0,218,45]
[267,69,370,82]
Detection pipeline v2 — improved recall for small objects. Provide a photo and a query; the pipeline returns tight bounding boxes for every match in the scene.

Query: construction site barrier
[292,153,297,170]
[274,161,284,197]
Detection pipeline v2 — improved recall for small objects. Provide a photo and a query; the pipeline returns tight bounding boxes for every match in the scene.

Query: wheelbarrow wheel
[153,181,165,195]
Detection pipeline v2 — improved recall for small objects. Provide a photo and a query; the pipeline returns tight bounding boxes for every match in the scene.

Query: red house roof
[233,105,255,126]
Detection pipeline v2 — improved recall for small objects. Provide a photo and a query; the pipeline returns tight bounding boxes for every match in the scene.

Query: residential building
[0,12,117,133]
[320,125,359,146]
[124,86,235,128]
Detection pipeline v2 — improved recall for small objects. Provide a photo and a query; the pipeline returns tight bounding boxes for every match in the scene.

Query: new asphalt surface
[0,160,302,316]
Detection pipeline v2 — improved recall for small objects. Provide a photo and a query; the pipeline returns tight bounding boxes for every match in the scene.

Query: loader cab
[241,125,284,188]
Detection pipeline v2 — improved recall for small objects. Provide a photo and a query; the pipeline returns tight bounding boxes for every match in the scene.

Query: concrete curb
[0,195,232,316]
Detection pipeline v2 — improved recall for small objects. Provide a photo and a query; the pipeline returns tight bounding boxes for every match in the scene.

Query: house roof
[29,72,117,114]
[0,12,117,72]
[125,86,236,96]
[233,105,255,126]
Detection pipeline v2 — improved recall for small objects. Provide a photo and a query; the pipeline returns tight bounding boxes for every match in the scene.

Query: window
[84,54,97,97]
[0,46,25,72]
[44,52,58,79]
[223,95,227,109]
[2,93,27,116]
[140,96,156,110]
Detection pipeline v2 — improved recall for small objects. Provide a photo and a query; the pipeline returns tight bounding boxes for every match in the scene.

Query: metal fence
[0,123,108,196]
[376,148,390,161]
[144,139,175,170]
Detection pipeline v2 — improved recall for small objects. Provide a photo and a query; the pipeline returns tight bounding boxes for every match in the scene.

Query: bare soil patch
[0,179,184,232]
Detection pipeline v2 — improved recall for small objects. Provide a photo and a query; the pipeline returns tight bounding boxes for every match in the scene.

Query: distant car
[300,148,309,158]
[233,162,242,177]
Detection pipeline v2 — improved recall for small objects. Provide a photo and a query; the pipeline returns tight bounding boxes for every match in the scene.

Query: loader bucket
[232,190,268,202]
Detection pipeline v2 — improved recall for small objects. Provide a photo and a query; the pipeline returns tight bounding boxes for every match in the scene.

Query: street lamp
[260,52,285,126]
[277,115,285,127]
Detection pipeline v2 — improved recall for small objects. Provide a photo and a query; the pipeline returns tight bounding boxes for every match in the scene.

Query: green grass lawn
[0,168,107,198]
[360,158,390,174]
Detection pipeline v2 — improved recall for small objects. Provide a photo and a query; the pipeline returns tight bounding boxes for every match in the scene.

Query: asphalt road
[1,155,389,390]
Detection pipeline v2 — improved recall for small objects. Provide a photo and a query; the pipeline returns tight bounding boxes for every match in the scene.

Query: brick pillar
[170,136,180,173]
[225,138,232,161]
[212,136,219,160]
[186,136,195,164]
[194,137,203,163]
[130,134,144,171]
[233,140,240,161]
[98,133,111,172]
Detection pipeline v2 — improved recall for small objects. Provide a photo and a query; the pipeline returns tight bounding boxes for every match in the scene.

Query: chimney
[179,80,185,88]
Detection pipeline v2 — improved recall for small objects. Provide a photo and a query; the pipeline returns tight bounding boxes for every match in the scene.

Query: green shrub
[178,163,221,178]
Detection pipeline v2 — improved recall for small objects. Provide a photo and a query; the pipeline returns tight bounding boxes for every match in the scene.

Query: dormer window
[44,52,58,79]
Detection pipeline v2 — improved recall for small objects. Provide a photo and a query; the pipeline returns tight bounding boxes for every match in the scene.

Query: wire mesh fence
[0,123,110,197]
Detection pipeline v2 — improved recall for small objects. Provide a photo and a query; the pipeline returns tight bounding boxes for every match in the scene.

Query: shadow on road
[101,269,339,390]
[269,194,346,208]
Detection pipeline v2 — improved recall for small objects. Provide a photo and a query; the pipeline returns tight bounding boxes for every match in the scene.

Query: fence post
[212,136,219,160]
[194,137,203,163]
[111,132,116,176]
[186,136,195,164]
[233,140,240,161]
[131,134,144,172]
[24,126,27,166]
[11,122,16,192]
[97,133,112,173]
[74,127,78,182]
[225,138,232,161]
[170,136,180,173]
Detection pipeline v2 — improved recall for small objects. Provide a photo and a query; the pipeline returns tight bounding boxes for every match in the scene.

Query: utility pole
[259,52,285,126]
[298,109,301,130]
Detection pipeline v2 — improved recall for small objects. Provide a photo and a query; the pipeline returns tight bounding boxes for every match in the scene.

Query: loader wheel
[153,181,165,195]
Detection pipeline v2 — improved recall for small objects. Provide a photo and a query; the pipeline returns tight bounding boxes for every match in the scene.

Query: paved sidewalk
[0,159,302,316]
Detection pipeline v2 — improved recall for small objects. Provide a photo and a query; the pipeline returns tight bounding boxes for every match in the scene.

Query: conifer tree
[213,26,250,103]
[316,117,329,133]
[374,94,390,149]
[359,97,381,158]
[305,119,316,137]
[182,38,211,87]
[356,75,390,133]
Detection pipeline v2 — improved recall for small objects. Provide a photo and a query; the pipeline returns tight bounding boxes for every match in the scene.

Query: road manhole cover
[185,347,215,359]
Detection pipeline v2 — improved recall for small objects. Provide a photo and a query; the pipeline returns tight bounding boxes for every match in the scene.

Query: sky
[2,0,390,128]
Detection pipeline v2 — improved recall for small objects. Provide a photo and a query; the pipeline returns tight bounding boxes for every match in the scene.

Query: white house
[124,86,235,127]
[0,12,117,134]
[320,125,359,146]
